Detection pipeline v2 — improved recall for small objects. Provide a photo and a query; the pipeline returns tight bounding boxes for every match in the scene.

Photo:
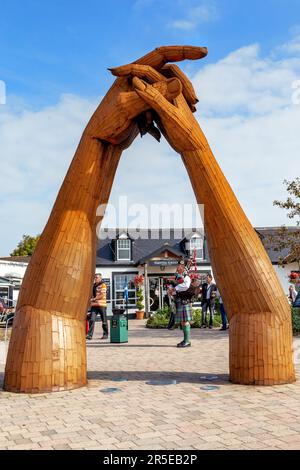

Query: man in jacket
[86,273,108,340]
[200,274,217,329]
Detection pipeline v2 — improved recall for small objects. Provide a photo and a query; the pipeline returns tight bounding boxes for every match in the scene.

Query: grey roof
[1,227,297,267]
[255,226,299,263]
[96,228,210,266]
[0,256,31,263]
[138,242,185,265]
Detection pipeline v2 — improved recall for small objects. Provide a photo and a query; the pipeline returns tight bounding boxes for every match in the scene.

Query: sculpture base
[229,313,296,385]
[4,307,87,393]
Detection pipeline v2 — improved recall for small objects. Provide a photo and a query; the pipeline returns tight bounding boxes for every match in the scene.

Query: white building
[0,227,298,314]
[0,256,29,305]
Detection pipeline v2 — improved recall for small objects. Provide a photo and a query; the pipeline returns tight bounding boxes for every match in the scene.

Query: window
[113,274,137,307]
[190,236,203,260]
[117,238,131,260]
[0,287,9,303]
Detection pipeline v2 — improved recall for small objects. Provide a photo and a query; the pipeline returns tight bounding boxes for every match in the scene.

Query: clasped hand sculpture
[4,46,295,393]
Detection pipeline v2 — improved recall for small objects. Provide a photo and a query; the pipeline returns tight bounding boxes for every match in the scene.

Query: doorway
[149,275,174,312]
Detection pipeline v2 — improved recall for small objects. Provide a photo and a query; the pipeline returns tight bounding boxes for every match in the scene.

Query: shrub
[134,275,145,311]
[146,305,300,334]
[191,308,202,328]
[146,306,171,328]
[191,308,221,328]
[136,288,144,311]
[292,307,300,335]
[146,306,222,328]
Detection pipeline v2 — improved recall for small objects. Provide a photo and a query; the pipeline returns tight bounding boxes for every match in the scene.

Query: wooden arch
[4,47,295,393]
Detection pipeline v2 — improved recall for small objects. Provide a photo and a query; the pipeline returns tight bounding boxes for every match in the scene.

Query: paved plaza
[0,320,300,450]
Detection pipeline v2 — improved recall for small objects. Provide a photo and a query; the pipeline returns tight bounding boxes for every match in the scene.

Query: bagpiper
[168,259,194,348]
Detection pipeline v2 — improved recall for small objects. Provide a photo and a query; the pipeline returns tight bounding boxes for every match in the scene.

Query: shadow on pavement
[87,343,178,348]
[87,370,230,385]
[0,370,230,390]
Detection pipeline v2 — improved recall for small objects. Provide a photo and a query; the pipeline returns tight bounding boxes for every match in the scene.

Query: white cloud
[191,38,300,226]
[275,33,300,55]
[170,2,218,30]
[1,35,300,255]
[0,94,98,255]
[193,44,300,116]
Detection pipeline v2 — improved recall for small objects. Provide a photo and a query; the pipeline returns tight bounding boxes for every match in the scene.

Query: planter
[135,310,145,320]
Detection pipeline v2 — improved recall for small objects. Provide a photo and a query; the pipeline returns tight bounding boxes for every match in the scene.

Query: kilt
[174,301,193,324]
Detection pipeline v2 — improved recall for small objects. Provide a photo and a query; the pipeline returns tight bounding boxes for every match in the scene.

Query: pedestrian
[86,273,109,340]
[200,274,217,329]
[288,284,298,305]
[168,260,193,347]
[216,288,228,331]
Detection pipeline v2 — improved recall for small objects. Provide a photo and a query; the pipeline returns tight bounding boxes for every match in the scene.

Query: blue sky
[1,0,300,255]
[1,0,299,107]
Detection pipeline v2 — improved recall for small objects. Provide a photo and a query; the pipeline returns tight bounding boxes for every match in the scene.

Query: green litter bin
[110,308,128,343]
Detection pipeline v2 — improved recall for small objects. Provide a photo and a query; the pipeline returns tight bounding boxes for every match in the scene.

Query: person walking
[288,284,298,305]
[86,273,108,340]
[216,288,228,331]
[200,274,217,329]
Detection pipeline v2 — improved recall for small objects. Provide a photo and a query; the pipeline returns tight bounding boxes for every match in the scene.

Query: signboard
[149,259,179,267]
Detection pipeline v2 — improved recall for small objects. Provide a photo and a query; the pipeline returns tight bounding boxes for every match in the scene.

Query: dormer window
[189,235,203,260]
[117,237,131,261]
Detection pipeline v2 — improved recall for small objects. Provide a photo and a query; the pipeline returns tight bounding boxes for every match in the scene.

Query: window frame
[112,272,138,308]
[189,236,204,260]
[116,238,131,261]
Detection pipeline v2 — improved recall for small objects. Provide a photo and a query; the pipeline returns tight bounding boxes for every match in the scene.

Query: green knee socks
[183,324,191,344]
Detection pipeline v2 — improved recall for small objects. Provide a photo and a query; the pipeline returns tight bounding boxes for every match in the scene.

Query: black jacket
[201,282,217,305]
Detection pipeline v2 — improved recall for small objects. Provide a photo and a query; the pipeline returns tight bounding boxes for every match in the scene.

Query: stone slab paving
[0,320,300,450]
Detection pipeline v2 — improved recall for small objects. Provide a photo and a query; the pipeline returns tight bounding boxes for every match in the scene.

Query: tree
[269,178,300,270]
[10,234,40,257]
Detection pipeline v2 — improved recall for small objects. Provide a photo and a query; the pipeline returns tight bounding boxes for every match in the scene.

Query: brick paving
[0,320,300,450]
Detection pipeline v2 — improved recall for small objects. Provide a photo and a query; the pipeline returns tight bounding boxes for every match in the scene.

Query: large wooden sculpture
[4,46,295,393]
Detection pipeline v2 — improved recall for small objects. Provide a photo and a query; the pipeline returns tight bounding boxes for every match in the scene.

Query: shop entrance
[149,276,172,312]
[148,271,211,312]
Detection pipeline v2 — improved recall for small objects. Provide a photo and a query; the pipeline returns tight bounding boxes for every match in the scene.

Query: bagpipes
[166,251,201,300]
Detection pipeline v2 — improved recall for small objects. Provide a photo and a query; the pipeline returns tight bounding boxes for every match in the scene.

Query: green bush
[191,308,221,328]
[147,305,300,334]
[146,306,171,328]
[136,288,144,311]
[292,308,300,335]
[191,308,202,328]
[146,306,222,328]
[155,306,171,317]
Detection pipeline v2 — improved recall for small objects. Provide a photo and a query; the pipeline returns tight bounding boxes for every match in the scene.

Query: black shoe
[177,341,191,348]
[86,335,92,340]
[209,326,213,329]
[201,325,207,329]
[220,326,227,331]
[101,335,108,340]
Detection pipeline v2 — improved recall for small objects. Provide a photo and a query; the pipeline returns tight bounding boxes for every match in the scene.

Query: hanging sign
[149,259,179,267]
